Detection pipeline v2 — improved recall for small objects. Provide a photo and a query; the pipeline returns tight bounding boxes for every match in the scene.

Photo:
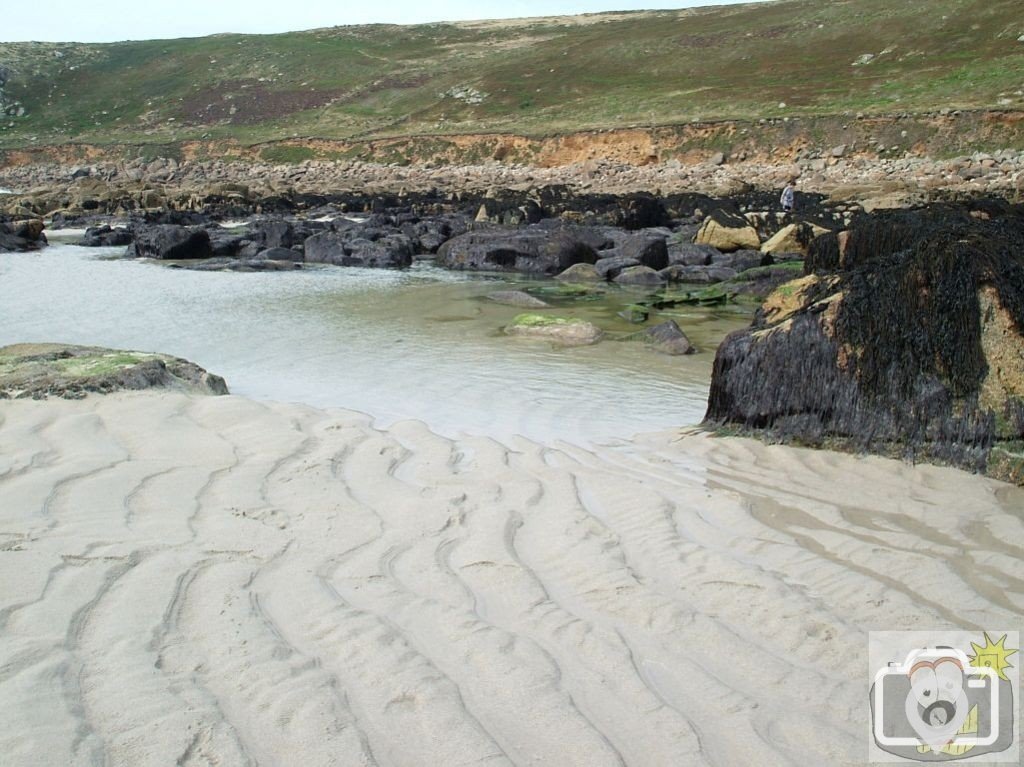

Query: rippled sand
[1,392,1021,766]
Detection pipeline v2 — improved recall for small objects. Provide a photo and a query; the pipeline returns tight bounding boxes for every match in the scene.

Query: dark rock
[304,230,413,268]
[617,234,669,270]
[617,195,670,230]
[0,217,46,252]
[594,256,641,279]
[711,249,772,272]
[207,231,248,257]
[661,264,738,284]
[132,225,212,260]
[257,247,304,262]
[436,225,599,275]
[622,320,695,355]
[79,224,132,247]
[613,265,666,286]
[706,203,1024,483]
[668,241,720,266]
[237,241,262,259]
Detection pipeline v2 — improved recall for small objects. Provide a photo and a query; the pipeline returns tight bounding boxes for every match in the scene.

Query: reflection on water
[0,243,753,442]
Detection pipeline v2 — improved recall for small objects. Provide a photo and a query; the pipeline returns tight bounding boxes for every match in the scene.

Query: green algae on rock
[504,314,603,346]
[0,343,229,399]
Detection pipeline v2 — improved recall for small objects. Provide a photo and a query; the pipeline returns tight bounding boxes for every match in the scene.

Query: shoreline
[1,388,1021,764]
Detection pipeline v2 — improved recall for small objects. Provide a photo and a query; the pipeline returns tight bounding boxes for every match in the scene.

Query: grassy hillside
[0,0,1022,152]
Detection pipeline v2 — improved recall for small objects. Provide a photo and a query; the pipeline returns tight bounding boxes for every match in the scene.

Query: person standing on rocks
[780,179,796,213]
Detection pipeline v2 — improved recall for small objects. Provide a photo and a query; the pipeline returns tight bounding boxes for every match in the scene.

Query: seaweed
[706,202,1024,480]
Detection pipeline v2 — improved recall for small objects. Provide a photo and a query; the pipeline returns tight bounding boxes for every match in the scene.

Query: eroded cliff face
[2,110,1023,170]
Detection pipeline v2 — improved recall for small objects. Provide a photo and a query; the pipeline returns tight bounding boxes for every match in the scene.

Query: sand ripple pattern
[0,393,1021,766]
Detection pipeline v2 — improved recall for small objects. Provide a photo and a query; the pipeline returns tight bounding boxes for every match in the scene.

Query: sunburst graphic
[969,632,1018,682]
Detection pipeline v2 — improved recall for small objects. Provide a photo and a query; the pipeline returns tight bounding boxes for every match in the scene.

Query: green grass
[0,0,1022,151]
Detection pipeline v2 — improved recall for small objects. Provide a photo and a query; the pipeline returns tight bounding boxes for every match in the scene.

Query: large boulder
[436,225,600,275]
[694,209,760,252]
[131,225,212,259]
[0,218,46,252]
[79,225,132,247]
[761,222,832,255]
[617,233,669,270]
[594,255,641,279]
[303,231,413,268]
[705,204,1024,484]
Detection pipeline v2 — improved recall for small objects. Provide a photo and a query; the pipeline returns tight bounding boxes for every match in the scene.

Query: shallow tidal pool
[0,239,753,443]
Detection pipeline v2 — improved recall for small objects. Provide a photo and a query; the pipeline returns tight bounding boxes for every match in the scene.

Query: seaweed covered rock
[705,203,1024,483]
[0,343,229,399]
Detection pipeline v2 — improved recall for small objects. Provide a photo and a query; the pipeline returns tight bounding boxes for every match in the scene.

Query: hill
[0,0,1023,159]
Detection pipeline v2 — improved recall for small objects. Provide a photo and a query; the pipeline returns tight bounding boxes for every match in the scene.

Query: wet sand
[0,391,1021,766]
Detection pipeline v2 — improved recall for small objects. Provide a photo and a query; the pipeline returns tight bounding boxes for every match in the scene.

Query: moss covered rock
[504,314,603,346]
[0,343,229,399]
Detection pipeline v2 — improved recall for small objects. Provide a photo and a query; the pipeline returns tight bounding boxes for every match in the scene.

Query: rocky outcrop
[79,224,132,247]
[705,203,1024,483]
[693,209,761,252]
[130,224,212,259]
[303,229,413,268]
[437,224,600,275]
[0,217,46,251]
[0,343,228,398]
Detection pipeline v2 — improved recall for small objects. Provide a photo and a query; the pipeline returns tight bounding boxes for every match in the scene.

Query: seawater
[0,241,752,443]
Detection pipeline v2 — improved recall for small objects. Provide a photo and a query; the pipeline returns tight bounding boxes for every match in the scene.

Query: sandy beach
[0,391,1021,766]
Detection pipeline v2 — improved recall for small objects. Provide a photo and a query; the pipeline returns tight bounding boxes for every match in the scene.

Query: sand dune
[0,392,1021,766]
